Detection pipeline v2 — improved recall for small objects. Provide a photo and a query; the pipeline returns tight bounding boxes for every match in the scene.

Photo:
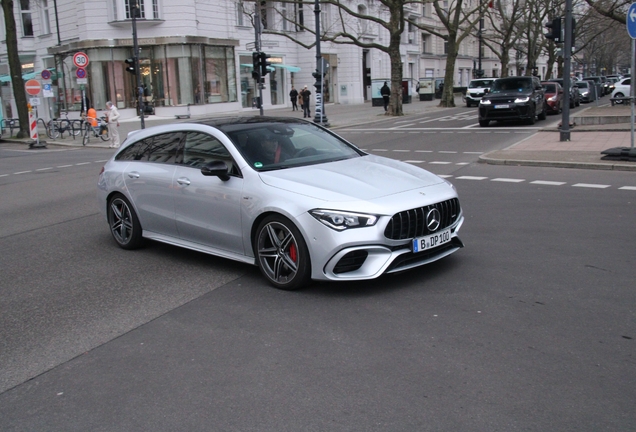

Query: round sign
[41,69,51,80]
[76,68,87,79]
[25,79,42,96]
[73,52,89,68]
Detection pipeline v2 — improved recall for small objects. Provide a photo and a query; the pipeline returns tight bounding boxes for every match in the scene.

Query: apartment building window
[444,40,449,54]
[114,0,159,20]
[40,0,51,35]
[421,34,431,54]
[358,5,367,34]
[19,0,34,37]
[236,1,246,26]
[296,0,304,31]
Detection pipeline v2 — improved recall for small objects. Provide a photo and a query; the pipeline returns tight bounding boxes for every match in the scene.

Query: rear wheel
[527,105,536,125]
[537,103,547,121]
[100,126,110,141]
[47,121,59,139]
[614,92,625,104]
[107,194,143,250]
[255,215,311,290]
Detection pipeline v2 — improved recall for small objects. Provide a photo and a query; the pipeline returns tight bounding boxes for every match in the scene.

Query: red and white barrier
[29,111,38,141]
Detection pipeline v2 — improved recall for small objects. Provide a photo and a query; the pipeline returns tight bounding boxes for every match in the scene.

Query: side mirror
[201,160,230,181]
[484,88,489,94]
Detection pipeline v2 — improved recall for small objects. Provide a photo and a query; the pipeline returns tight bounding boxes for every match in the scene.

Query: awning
[240,64,300,73]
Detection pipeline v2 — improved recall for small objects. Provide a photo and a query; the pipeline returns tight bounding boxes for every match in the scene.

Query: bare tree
[482,0,525,77]
[1,0,30,138]
[583,0,629,24]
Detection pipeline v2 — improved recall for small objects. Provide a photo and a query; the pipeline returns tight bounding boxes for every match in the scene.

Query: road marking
[371,149,388,151]
[438,174,453,178]
[36,167,54,171]
[530,180,566,185]
[439,151,458,153]
[572,183,611,189]
[463,151,483,154]
[405,160,425,164]
[492,178,525,183]
[455,176,488,180]
[14,171,32,174]
[415,150,433,153]
[456,162,470,165]
[429,161,452,164]
[619,186,636,190]
[392,149,410,152]
[75,162,91,166]
[57,165,73,168]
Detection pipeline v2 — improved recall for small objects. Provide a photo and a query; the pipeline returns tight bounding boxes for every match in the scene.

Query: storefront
[46,36,239,118]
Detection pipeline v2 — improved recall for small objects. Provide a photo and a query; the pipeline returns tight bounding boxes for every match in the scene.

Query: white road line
[393,123,416,128]
[439,151,458,153]
[57,165,73,168]
[14,171,32,175]
[95,160,109,163]
[75,162,91,166]
[0,174,9,178]
[455,176,488,180]
[572,183,611,189]
[371,149,388,151]
[438,175,453,178]
[36,167,54,171]
[405,160,425,164]
[415,150,433,153]
[463,151,483,154]
[429,161,452,165]
[392,149,410,152]
[456,162,470,165]
[492,178,525,183]
[530,180,566,185]
[619,186,636,190]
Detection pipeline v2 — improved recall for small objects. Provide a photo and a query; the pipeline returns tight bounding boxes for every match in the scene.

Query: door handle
[177,177,191,186]
[127,171,140,179]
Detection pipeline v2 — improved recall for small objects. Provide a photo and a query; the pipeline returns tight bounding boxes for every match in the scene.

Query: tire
[255,215,311,290]
[614,93,624,104]
[466,101,472,107]
[479,119,489,127]
[58,120,72,138]
[47,121,60,139]
[527,105,536,125]
[82,123,90,146]
[70,120,82,136]
[537,103,547,121]
[99,126,110,141]
[107,194,143,250]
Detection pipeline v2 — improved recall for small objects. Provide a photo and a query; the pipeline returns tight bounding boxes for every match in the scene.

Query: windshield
[224,122,364,171]
[542,83,557,93]
[490,79,532,93]
[469,80,494,88]
[574,82,588,88]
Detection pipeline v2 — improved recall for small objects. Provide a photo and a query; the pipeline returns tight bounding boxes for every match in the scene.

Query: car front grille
[384,198,460,240]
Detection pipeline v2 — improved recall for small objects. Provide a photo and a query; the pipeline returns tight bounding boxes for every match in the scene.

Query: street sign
[77,78,88,85]
[628,3,636,38]
[76,67,87,79]
[73,52,89,68]
[42,83,54,97]
[29,97,41,106]
[25,79,42,95]
[40,69,51,80]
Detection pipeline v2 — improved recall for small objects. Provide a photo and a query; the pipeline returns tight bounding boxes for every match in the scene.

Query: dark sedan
[478,76,547,126]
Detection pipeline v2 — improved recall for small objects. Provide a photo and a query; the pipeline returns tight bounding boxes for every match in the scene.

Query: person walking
[380,81,391,112]
[289,86,299,111]
[301,85,312,118]
[106,101,121,148]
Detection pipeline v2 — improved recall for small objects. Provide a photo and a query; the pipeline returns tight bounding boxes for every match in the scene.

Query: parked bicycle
[82,116,110,145]
[1,118,19,137]
[44,112,82,139]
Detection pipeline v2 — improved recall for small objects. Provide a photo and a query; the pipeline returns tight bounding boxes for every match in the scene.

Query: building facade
[1,0,528,122]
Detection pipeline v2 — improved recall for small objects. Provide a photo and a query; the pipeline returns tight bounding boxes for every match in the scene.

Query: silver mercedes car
[97,117,464,290]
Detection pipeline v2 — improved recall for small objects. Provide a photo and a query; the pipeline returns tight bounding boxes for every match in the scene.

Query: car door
[119,132,183,237]
[173,131,245,255]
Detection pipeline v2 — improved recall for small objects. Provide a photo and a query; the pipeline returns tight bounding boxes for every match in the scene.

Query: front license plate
[494,104,510,109]
[412,228,451,253]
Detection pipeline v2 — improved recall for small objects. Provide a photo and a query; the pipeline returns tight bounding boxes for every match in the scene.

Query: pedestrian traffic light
[125,57,137,75]
[259,52,271,77]
[571,18,576,46]
[544,17,562,43]
[252,51,260,74]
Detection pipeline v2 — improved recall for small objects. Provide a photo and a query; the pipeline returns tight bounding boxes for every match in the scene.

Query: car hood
[483,90,533,99]
[259,155,445,202]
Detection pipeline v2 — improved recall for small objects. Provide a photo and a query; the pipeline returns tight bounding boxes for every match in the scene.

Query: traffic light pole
[313,0,329,126]
[132,1,145,129]
[560,0,573,141]
[254,5,264,116]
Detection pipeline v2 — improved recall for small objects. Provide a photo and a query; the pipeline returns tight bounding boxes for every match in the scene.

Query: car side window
[116,132,183,163]
[179,132,239,176]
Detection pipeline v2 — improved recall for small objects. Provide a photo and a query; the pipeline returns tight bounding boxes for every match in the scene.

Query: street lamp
[313,0,329,126]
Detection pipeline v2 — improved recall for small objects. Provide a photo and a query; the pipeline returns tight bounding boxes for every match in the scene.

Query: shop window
[19,0,33,37]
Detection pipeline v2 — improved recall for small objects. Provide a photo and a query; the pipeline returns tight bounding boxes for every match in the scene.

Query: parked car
[547,78,580,108]
[606,77,619,95]
[611,77,631,103]
[97,117,465,290]
[541,81,564,114]
[465,78,496,107]
[478,76,547,126]
[574,81,593,103]
[582,76,603,98]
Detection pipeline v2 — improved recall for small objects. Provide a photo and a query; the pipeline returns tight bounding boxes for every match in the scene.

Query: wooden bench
[610,97,632,106]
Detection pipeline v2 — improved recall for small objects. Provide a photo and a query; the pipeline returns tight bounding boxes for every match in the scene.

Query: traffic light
[259,52,271,77]
[544,17,562,43]
[571,18,576,46]
[125,57,137,75]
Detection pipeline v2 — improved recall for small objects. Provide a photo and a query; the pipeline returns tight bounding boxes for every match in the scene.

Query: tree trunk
[439,39,458,107]
[1,0,30,138]
[387,38,404,116]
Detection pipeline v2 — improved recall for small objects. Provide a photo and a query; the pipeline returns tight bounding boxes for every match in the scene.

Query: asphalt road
[0,113,634,431]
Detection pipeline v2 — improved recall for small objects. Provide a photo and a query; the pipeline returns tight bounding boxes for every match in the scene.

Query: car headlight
[582,91,589,96]
[310,209,378,231]
[548,95,557,101]
[514,96,530,103]
[480,99,491,105]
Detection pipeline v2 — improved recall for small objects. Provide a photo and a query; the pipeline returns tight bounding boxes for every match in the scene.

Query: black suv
[478,76,547,127]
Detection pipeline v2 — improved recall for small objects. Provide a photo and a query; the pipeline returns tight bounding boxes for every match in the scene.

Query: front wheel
[614,93,625,104]
[47,121,59,139]
[107,194,143,250]
[479,119,489,127]
[82,124,90,145]
[100,126,110,141]
[255,215,311,290]
[70,120,82,136]
[537,103,547,121]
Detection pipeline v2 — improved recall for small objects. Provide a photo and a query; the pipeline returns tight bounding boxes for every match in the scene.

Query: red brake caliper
[289,243,297,263]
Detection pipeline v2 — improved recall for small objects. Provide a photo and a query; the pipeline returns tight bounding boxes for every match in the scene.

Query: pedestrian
[289,86,299,111]
[105,101,121,148]
[301,85,312,118]
[380,81,391,112]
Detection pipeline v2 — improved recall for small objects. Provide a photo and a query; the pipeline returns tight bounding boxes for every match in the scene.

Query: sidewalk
[3,97,636,171]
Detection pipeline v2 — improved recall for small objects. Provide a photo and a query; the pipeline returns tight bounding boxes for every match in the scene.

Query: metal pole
[132,1,145,129]
[313,0,328,125]
[629,39,636,149]
[255,4,264,116]
[53,0,61,46]
[561,6,573,141]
